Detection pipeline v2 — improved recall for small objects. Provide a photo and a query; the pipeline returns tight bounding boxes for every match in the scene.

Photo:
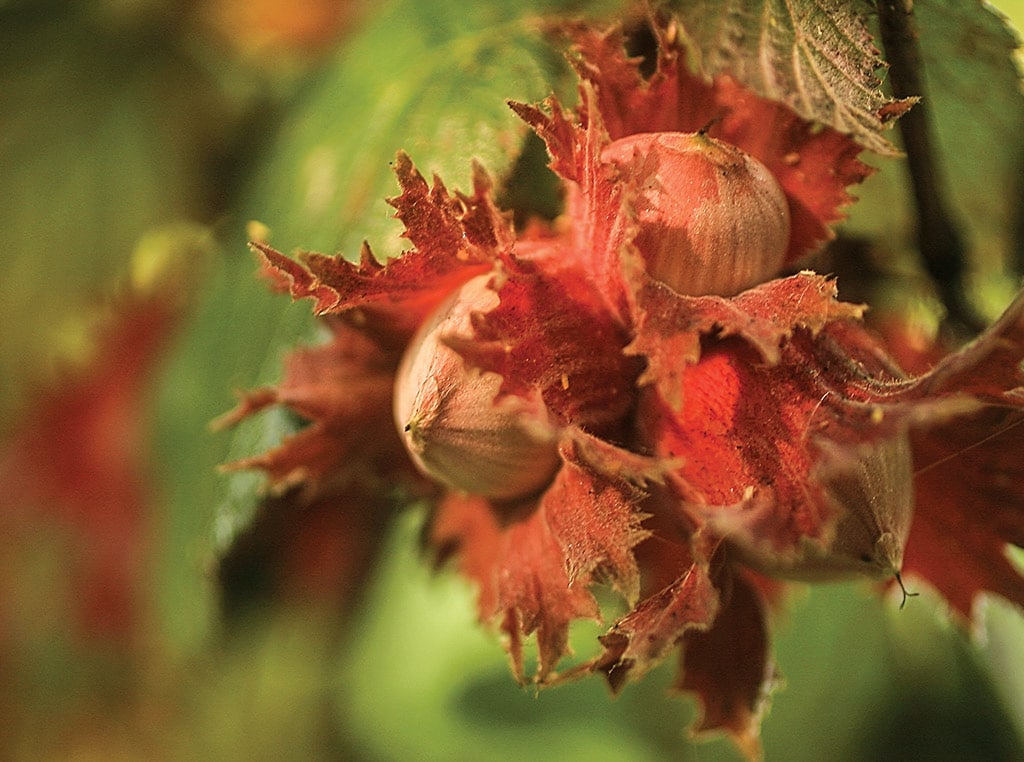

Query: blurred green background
[2,0,1024,759]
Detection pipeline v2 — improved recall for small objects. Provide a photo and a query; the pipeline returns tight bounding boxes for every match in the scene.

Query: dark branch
[876,0,985,336]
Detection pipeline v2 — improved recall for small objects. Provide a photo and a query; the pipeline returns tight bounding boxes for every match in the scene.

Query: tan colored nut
[394,274,560,501]
[733,433,914,583]
[602,131,790,296]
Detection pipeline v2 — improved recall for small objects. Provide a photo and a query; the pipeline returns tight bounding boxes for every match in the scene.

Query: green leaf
[870,586,1024,759]
[664,0,909,154]
[151,240,316,650]
[909,0,1024,297]
[236,0,573,258]
[983,589,1024,744]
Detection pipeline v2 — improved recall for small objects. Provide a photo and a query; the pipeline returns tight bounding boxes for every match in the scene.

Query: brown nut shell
[394,275,560,501]
[602,132,791,297]
[731,433,914,582]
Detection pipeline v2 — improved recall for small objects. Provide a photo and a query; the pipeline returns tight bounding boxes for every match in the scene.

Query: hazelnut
[602,131,790,296]
[732,433,914,582]
[394,275,561,501]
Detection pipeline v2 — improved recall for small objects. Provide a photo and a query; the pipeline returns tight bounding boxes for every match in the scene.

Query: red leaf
[444,256,643,438]
[389,152,515,262]
[589,530,777,755]
[541,428,663,604]
[627,271,865,409]
[676,567,776,759]
[908,408,1024,619]
[637,282,1024,615]
[879,290,1024,617]
[562,20,873,264]
[428,429,669,680]
[509,94,633,320]
[590,544,720,692]
[636,285,911,568]
[219,320,421,496]
[250,152,507,345]
[644,343,838,556]
[430,492,599,682]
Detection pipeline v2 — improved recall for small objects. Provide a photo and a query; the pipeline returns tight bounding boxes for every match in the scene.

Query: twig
[876,0,986,336]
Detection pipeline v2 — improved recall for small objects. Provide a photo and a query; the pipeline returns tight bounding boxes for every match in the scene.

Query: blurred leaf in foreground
[0,223,212,758]
[0,3,225,421]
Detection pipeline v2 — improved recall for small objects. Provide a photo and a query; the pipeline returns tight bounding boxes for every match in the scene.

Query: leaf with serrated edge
[666,0,912,154]
[237,2,559,258]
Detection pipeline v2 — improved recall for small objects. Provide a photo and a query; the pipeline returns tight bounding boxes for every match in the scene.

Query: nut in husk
[394,275,560,501]
[602,131,791,297]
